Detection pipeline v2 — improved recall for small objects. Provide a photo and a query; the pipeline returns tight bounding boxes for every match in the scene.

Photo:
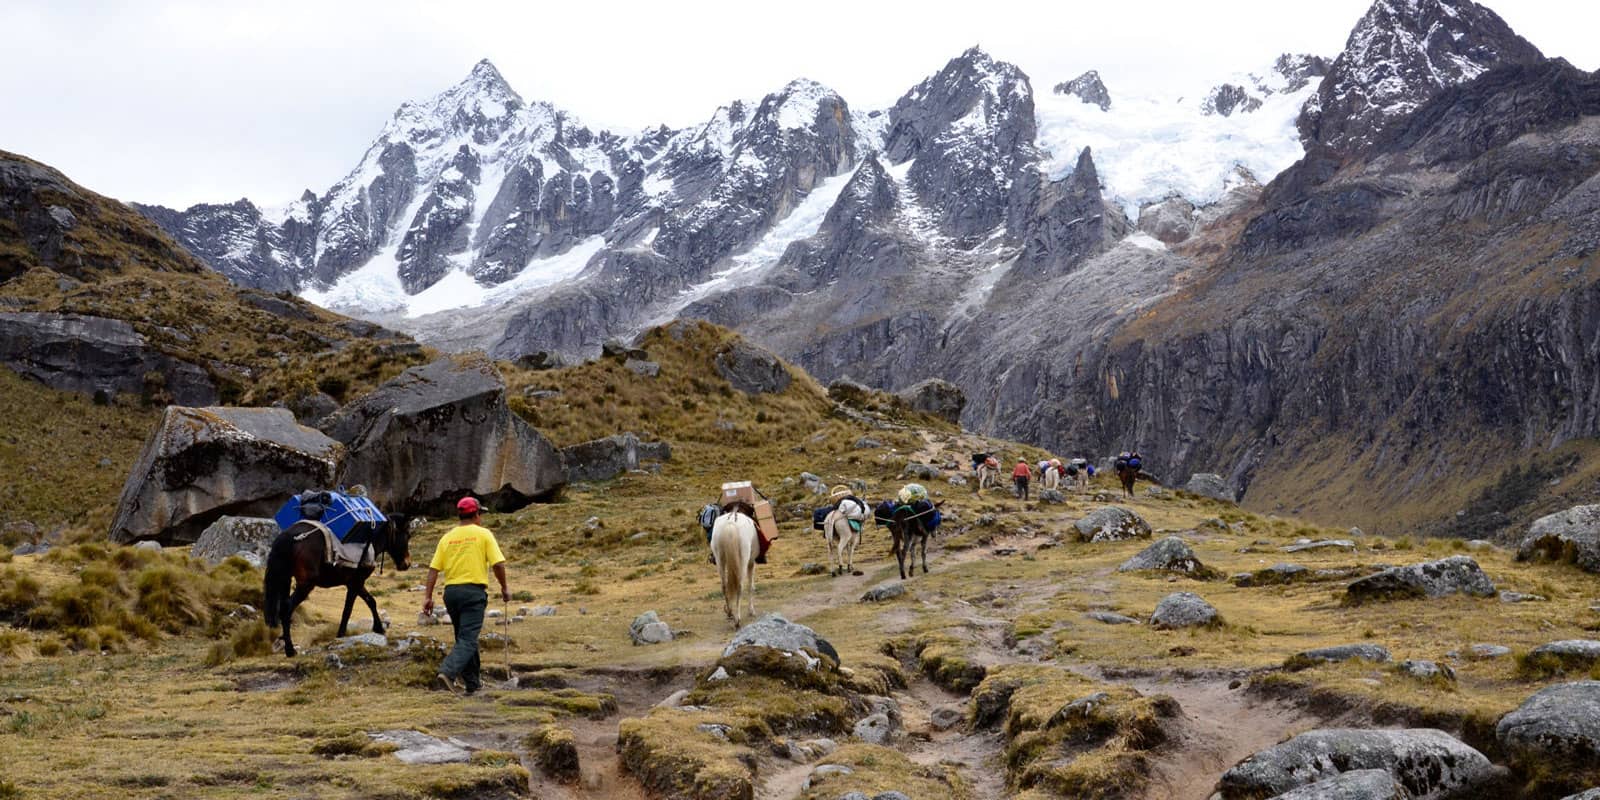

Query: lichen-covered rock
[190,515,279,566]
[320,354,564,516]
[1288,644,1393,670]
[1087,610,1140,625]
[560,432,671,483]
[1344,557,1496,604]
[1073,506,1152,542]
[861,583,906,603]
[1519,505,1600,573]
[1038,488,1066,504]
[722,613,838,663]
[1233,563,1310,587]
[852,712,894,745]
[894,378,965,424]
[0,311,217,405]
[713,339,791,395]
[1184,473,1236,503]
[1264,769,1408,800]
[629,611,673,645]
[901,463,940,481]
[1284,539,1357,553]
[1217,728,1502,800]
[1496,682,1600,778]
[110,406,341,545]
[1528,640,1600,670]
[1150,592,1218,629]
[1399,660,1455,682]
[1118,536,1209,575]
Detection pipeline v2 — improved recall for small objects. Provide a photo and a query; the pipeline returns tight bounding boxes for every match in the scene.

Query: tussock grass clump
[202,620,274,667]
[974,665,1179,799]
[798,744,968,799]
[0,545,262,652]
[618,714,755,800]
[894,632,987,694]
[309,733,395,759]
[1514,649,1600,680]
[499,688,617,719]
[523,724,580,783]
[421,763,531,799]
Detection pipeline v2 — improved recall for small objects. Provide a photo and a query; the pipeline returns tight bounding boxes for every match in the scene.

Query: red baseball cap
[457,496,481,515]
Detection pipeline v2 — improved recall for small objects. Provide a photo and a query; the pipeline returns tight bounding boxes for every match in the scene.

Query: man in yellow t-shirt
[421,496,510,695]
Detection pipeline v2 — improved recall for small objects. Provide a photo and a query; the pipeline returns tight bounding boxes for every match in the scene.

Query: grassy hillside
[0,150,431,532]
[3,320,1599,799]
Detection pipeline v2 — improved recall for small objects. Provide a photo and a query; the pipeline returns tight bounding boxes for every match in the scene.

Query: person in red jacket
[1012,459,1032,501]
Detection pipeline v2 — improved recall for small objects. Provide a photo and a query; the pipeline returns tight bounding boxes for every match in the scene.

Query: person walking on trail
[1012,459,1032,501]
[421,496,510,696]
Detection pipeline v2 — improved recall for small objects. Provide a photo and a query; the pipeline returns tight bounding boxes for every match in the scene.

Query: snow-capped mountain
[139,0,1550,340]
[1298,0,1542,153]
[134,0,1600,534]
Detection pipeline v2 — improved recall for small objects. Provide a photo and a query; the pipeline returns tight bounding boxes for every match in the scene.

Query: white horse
[822,509,862,577]
[710,505,759,628]
[975,463,999,492]
[1043,466,1061,490]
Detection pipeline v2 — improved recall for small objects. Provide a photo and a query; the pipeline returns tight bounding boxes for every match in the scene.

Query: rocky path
[1098,670,1320,800]
[521,669,683,800]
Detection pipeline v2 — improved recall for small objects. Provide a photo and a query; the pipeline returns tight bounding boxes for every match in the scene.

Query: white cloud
[1,0,1590,207]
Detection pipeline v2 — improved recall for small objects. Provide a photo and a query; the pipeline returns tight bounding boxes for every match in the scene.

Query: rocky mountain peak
[1272,53,1332,93]
[1299,0,1543,153]
[1053,70,1112,111]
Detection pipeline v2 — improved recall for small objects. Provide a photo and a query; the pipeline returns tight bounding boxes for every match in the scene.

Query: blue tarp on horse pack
[275,491,386,542]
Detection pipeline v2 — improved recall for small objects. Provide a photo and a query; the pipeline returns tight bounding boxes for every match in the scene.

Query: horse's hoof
[852,570,864,576]
[284,646,296,658]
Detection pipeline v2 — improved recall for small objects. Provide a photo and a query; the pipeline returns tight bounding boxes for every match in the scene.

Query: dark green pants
[441,584,487,691]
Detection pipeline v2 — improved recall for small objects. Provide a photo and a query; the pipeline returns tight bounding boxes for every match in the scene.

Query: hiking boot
[434,673,461,695]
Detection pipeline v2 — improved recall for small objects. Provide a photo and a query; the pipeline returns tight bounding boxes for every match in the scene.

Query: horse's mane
[720,500,755,517]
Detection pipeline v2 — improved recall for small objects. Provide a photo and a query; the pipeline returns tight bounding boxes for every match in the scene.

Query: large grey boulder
[1118,536,1210,575]
[559,432,670,483]
[1519,505,1600,573]
[1264,769,1408,800]
[1217,728,1502,800]
[713,340,791,395]
[895,378,965,424]
[190,516,279,566]
[1150,592,1219,629]
[1344,557,1496,604]
[1137,196,1197,244]
[110,406,341,544]
[1559,790,1600,800]
[1184,473,1236,503]
[320,355,564,516]
[1073,506,1152,542]
[367,730,472,765]
[1496,682,1600,776]
[722,613,838,663]
[0,311,217,405]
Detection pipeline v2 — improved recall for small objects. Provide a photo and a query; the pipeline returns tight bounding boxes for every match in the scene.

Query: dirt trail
[899,676,1009,800]
[1089,670,1321,800]
[520,669,688,800]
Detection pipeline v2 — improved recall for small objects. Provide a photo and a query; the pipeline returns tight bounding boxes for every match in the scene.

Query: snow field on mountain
[1035,81,1316,215]
[303,234,606,317]
[659,170,857,321]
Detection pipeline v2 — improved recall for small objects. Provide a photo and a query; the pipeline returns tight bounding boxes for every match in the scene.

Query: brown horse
[262,515,412,657]
[889,503,936,579]
[1117,466,1138,498]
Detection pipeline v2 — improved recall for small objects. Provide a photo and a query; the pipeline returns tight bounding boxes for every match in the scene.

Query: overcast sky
[3,0,1593,208]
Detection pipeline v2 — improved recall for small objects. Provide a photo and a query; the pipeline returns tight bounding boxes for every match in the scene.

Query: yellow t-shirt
[428,524,506,586]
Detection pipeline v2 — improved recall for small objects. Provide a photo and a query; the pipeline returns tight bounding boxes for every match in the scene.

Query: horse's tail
[262,532,294,628]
